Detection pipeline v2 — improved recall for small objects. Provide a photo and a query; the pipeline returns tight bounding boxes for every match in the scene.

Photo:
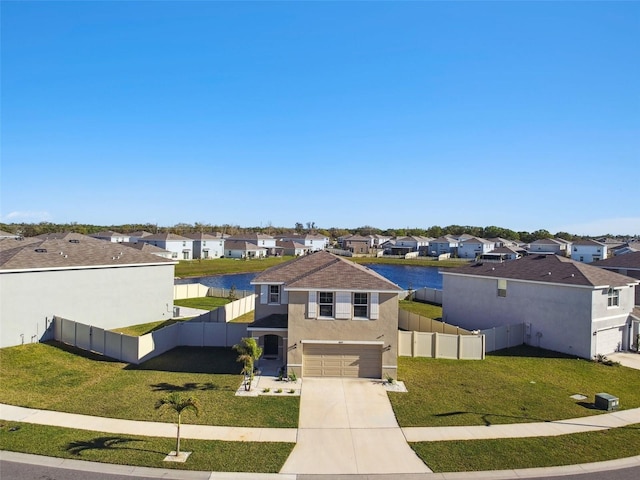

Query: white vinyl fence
[185,295,256,323]
[54,316,248,364]
[481,323,526,353]
[174,283,253,300]
[398,330,485,360]
[409,288,443,305]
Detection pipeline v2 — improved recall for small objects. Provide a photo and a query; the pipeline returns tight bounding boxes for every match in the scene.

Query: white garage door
[596,327,624,355]
[303,343,382,378]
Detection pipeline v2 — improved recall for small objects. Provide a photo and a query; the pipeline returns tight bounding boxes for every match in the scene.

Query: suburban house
[0,230,21,240]
[183,232,225,259]
[427,235,459,257]
[478,246,523,262]
[276,240,310,257]
[138,233,194,260]
[528,238,570,256]
[389,236,431,256]
[127,231,153,243]
[277,233,329,252]
[247,251,403,379]
[90,230,131,243]
[342,234,373,254]
[369,234,392,249]
[224,240,267,259]
[0,233,176,349]
[592,252,640,306]
[570,239,608,263]
[612,241,640,256]
[457,236,495,259]
[122,241,172,259]
[441,254,639,359]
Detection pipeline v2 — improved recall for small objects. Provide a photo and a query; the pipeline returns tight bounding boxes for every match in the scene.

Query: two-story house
[277,233,329,252]
[138,233,193,260]
[457,236,495,259]
[248,251,403,379]
[227,233,277,256]
[427,235,459,257]
[342,234,372,255]
[528,238,571,256]
[184,233,225,259]
[90,230,131,243]
[570,239,608,263]
[441,254,639,359]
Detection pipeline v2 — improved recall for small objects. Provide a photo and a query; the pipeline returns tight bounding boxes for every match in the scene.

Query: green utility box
[595,393,619,411]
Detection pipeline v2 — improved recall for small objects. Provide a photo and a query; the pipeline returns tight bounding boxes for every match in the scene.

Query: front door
[264,335,279,359]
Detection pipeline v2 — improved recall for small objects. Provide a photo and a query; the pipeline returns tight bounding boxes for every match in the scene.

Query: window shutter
[308,291,317,318]
[260,285,267,304]
[281,288,288,304]
[336,291,351,319]
[370,292,379,319]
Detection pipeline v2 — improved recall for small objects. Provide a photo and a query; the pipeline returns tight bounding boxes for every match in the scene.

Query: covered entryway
[596,326,624,354]
[263,334,279,359]
[303,342,382,378]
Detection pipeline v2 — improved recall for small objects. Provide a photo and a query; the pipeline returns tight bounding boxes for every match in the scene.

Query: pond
[174,263,443,292]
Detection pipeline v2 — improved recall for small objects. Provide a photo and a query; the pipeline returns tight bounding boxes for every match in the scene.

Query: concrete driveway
[608,352,640,370]
[280,377,431,475]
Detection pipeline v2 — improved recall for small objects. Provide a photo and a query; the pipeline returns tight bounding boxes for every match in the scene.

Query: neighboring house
[592,252,640,306]
[478,246,523,262]
[90,230,130,243]
[570,239,608,263]
[248,251,403,379]
[278,233,329,252]
[612,242,640,256]
[227,233,277,255]
[224,240,267,259]
[127,231,153,243]
[343,235,372,254]
[138,233,194,260]
[0,230,21,240]
[183,233,225,259]
[427,235,458,257]
[457,237,495,259]
[369,234,392,249]
[0,233,176,348]
[389,236,431,256]
[441,255,639,359]
[276,240,310,257]
[488,237,520,249]
[528,238,570,256]
[122,241,172,259]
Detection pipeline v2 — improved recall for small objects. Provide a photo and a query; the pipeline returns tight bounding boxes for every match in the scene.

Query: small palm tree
[233,337,263,391]
[155,392,200,456]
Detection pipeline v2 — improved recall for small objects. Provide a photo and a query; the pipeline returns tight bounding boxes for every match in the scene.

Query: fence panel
[437,333,460,359]
[412,288,443,305]
[414,332,434,357]
[75,323,92,351]
[461,334,485,359]
[61,318,76,345]
[481,324,525,352]
[226,323,249,347]
[121,335,139,364]
[180,322,206,347]
[91,327,106,355]
[104,331,122,359]
[398,331,413,356]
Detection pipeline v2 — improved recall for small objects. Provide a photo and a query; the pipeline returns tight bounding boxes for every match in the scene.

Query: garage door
[596,327,624,355]
[303,343,382,378]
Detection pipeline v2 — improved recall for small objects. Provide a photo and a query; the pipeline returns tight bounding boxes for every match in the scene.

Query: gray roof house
[441,254,639,359]
[138,233,193,260]
[183,232,225,259]
[0,233,176,348]
[592,252,640,306]
[248,251,403,379]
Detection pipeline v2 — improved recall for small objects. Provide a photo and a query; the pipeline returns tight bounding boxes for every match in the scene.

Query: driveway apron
[280,378,431,475]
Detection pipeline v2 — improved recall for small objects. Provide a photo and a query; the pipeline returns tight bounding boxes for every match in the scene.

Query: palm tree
[233,337,263,391]
[155,392,200,456]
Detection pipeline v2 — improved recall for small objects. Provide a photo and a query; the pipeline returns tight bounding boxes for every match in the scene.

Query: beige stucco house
[248,251,403,379]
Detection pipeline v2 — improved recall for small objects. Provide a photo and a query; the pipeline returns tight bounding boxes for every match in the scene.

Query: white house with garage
[138,233,193,260]
[183,233,225,259]
[0,233,176,349]
[277,233,329,252]
[457,236,495,259]
[441,254,638,359]
[247,250,403,379]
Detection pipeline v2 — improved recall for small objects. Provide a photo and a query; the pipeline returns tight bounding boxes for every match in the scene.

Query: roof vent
[35,248,47,253]
[548,272,552,275]
[69,239,80,243]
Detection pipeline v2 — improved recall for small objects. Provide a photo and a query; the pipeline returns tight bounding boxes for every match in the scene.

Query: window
[172,252,178,259]
[353,293,368,318]
[319,292,334,317]
[269,285,280,304]
[497,279,507,297]
[607,288,620,307]
[183,252,189,260]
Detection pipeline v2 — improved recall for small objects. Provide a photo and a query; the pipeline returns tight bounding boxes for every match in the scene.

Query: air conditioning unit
[595,393,619,411]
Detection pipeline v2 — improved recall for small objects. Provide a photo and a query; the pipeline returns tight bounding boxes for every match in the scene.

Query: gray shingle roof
[592,251,640,270]
[252,250,402,292]
[443,254,638,288]
[140,233,191,241]
[0,234,176,271]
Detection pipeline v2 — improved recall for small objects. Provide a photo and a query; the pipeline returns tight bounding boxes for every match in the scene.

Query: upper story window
[319,292,334,317]
[497,279,507,297]
[353,293,368,318]
[269,285,280,304]
[607,288,620,307]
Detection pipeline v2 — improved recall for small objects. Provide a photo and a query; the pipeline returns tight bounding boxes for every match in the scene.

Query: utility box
[595,393,619,411]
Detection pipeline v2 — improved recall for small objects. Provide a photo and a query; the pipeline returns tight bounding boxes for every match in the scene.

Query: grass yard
[399,299,443,319]
[351,256,471,268]
[0,422,293,473]
[173,296,231,310]
[411,424,640,472]
[0,342,298,428]
[390,345,640,427]
[112,319,187,336]
[175,256,296,278]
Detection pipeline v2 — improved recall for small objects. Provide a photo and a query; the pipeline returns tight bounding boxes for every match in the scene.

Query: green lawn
[390,345,640,427]
[353,256,471,269]
[0,342,298,428]
[399,299,443,319]
[0,422,293,473]
[174,297,231,310]
[175,257,296,278]
[112,319,186,336]
[411,425,640,472]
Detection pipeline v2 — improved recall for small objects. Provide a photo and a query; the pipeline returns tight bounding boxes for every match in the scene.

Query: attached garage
[303,342,382,378]
[596,326,624,355]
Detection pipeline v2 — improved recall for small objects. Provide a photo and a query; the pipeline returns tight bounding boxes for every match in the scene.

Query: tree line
[1,221,629,243]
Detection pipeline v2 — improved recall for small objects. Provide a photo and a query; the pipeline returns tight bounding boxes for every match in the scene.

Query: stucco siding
[0,264,175,348]
[442,274,594,358]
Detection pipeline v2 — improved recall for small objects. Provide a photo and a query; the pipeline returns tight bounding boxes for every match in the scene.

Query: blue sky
[2,1,639,235]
